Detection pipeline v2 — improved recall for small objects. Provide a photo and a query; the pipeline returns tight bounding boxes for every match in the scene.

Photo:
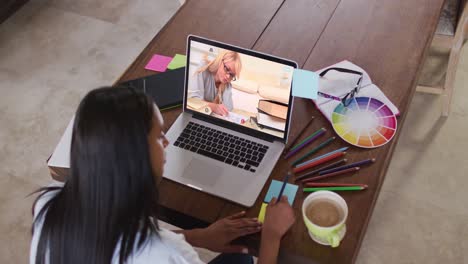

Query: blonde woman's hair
[196,50,242,104]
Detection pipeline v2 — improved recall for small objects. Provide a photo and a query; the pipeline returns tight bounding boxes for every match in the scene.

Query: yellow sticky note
[258,203,268,223]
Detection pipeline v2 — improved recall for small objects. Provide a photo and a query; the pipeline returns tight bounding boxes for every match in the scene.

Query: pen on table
[303,186,367,192]
[291,137,336,166]
[301,167,360,183]
[318,158,376,175]
[276,173,290,204]
[283,117,315,154]
[294,159,347,182]
[284,128,326,159]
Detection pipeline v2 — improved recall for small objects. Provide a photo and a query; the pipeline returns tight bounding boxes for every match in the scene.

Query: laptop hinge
[192,113,277,143]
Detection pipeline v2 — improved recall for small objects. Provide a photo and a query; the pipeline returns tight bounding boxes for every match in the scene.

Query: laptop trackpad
[182,158,221,187]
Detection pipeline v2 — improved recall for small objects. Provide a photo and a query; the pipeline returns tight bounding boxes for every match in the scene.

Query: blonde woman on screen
[189,50,242,116]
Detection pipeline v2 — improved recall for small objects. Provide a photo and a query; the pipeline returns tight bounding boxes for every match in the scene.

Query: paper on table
[144,54,173,72]
[167,54,187,70]
[317,84,399,122]
[47,116,74,168]
[314,60,399,122]
[292,69,318,99]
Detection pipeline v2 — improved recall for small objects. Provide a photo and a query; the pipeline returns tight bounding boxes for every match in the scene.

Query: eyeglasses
[222,60,237,81]
[318,67,363,107]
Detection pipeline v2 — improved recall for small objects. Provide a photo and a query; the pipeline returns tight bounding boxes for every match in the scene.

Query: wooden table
[49,0,445,263]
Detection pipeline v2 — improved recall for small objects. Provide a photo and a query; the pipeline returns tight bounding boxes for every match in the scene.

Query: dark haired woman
[30,87,295,264]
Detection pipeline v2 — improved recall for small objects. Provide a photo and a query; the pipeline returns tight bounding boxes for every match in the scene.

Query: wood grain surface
[49,0,445,263]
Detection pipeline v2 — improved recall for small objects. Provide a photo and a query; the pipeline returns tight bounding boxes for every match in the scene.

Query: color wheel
[332,97,397,148]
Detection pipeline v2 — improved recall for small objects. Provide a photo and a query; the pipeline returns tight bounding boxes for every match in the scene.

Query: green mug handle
[328,232,341,248]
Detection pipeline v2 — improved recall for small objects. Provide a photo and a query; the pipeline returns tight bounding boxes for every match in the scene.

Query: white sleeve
[30,182,64,264]
[161,229,205,264]
[127,229,205,264]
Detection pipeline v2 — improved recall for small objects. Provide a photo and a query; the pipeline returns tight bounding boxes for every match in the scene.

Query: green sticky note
[264,180,298,206]
[292,69,318,99]
[167,54,187,69]
[258,202,268,223]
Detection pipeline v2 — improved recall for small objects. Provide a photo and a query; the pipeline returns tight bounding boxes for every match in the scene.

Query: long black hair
[32,86,160,264]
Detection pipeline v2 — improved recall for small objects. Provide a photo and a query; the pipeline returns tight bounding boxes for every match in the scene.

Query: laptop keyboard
[173,122,268,173]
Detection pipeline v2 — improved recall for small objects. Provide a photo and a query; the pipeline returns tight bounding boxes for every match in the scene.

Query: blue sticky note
[292,69,319,99]
[264,180,299,205]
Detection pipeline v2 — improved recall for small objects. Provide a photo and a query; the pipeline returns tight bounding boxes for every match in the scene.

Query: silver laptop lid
[183,35,298,143]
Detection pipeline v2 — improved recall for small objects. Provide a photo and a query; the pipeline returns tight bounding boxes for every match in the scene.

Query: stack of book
[254,100,288,132]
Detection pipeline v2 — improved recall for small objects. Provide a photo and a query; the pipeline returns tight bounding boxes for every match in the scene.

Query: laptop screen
[186,36,296,140]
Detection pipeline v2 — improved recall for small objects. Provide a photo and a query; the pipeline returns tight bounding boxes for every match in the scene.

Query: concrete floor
[0,1,467,263]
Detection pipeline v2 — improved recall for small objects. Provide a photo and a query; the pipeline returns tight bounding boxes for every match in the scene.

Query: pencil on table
[295,147,348,168]
[283,117,315,154]
[291,137,336,165]
[284,128,326,159]
[303,186,367,192]
[301,167,360,183]
[293,151,346,173]
[318,158,376,175]
[294,159,347,182]
[304,182,368,188]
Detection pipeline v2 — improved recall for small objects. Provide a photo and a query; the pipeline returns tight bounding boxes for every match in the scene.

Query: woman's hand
[183,211,261,253]
[208,102,229,116]
[202,211,261,253]
[262,196,296,241]
[257,196,296,264]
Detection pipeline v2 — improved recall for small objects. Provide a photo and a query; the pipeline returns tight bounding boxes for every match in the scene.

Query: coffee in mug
[305,198,344,227]
[302,191,348,247]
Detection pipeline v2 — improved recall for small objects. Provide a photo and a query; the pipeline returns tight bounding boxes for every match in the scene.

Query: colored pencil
[289,127,324,152]
[284,128,326,159]
[294,159,347,182]
[276,173,291,204]
[301,167,360,183]
[291,137,336,165]
[283,117,314,154]
[293,152,346,173]
[305,183,368,188]
[295,147,348,168]
[318,158,376,175]
[303,186,366,192]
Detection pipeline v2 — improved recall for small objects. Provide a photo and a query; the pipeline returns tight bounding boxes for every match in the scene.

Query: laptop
[164,35,297,206]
